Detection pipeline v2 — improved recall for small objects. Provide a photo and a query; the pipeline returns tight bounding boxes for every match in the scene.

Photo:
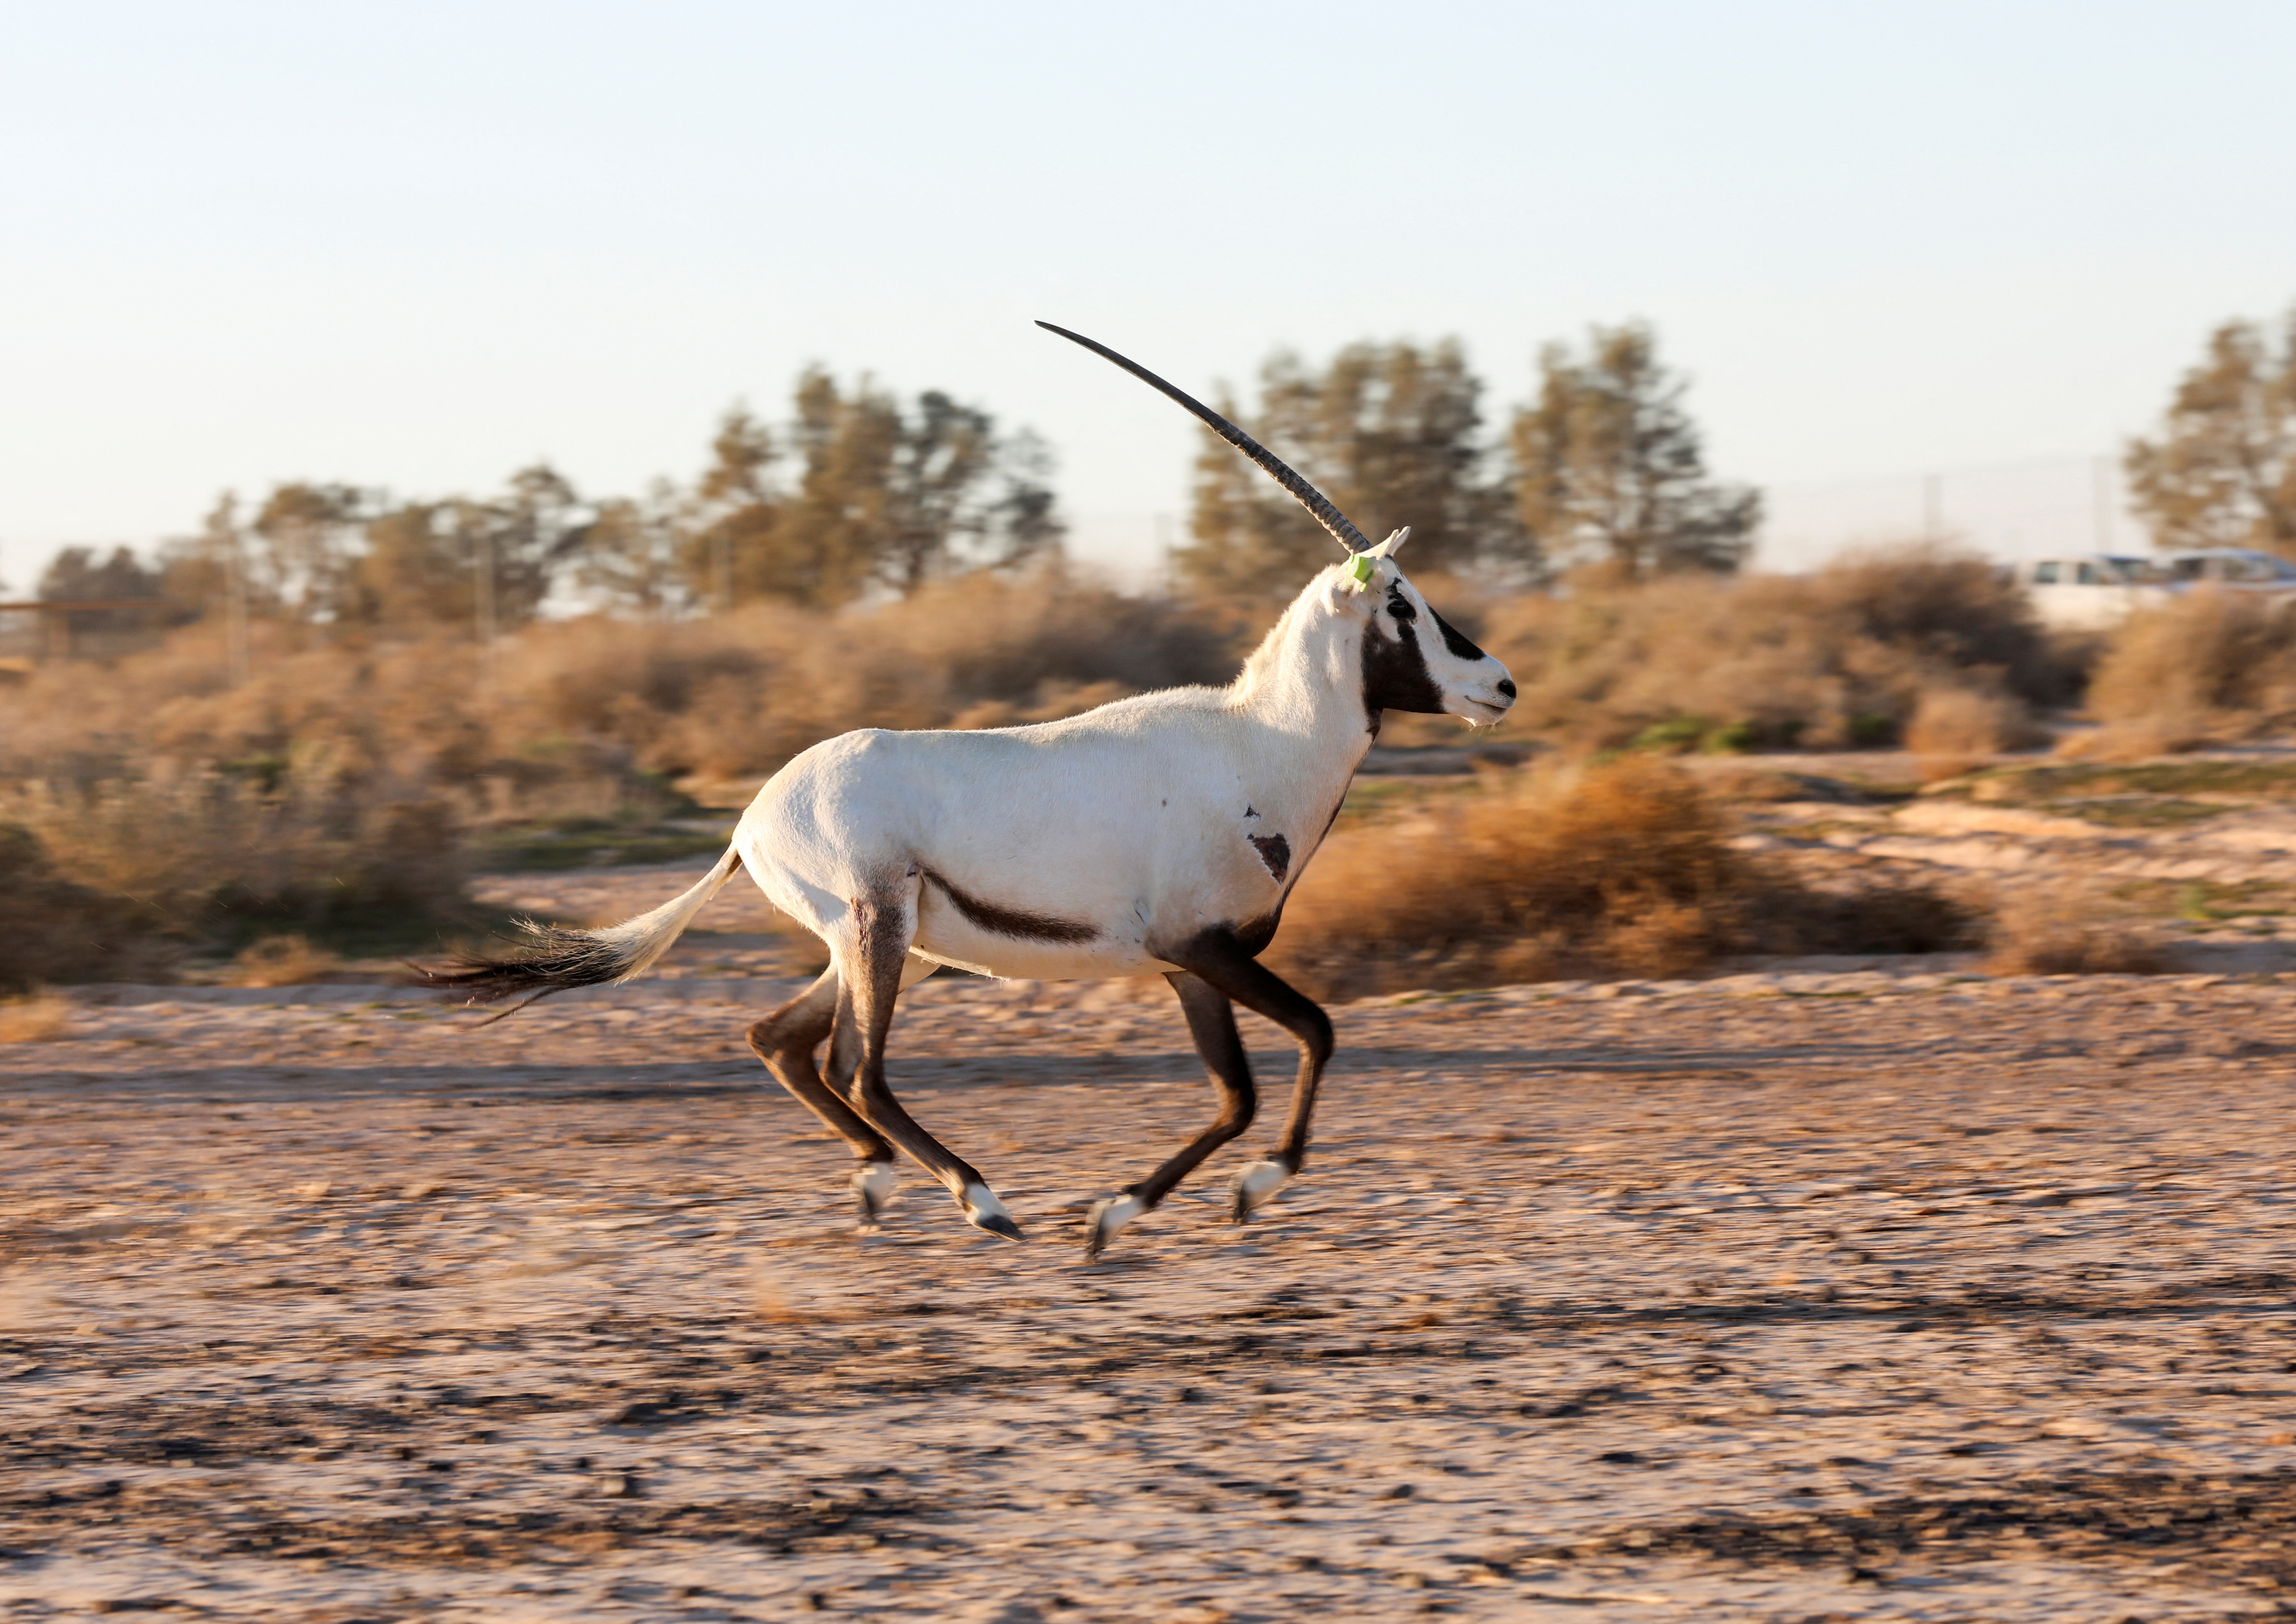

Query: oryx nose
[1495,679,1517,700]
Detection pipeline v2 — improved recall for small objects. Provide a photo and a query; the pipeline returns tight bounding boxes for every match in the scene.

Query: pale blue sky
[3,0,2292,590]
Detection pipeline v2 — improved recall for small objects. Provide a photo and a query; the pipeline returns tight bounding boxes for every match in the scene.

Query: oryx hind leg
[748,966,903,1231]
[1085,972,1256,1260]
[1153,927,1333,1227]
[829,885,1022,1242]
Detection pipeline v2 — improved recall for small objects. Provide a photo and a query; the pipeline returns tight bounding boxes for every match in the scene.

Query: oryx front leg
[1084,971,1257,1261]
[827,887,1022,1243]
[1154,927,1333,1230]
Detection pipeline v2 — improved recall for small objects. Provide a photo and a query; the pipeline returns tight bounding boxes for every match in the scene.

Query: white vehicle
[2152,548,2296,591]
[2007,553,2166,631]
[2010,547,2296,630]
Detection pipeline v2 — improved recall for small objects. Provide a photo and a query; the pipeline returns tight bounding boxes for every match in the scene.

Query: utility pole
[224,529,251,687]
[473,512,498,684]
[2092,456,2115,554]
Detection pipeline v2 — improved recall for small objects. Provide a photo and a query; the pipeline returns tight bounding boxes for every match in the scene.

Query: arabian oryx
[422,321,1516,1259]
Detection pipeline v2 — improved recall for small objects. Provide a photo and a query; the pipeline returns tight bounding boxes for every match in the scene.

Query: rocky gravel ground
[7,965,2296,1620]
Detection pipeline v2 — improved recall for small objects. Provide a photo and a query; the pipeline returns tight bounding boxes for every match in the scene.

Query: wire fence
[1756,454,2134,573]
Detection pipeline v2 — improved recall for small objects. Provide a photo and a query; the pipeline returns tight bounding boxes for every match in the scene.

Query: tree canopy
[1178,324,1755,598]
[2126,307,2296,556]
[130,368,1062,636]
[1509,322,1759,578]
[1179,339,1511,599]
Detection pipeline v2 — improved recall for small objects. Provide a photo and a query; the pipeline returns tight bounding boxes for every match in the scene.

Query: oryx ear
[1367,526,1412,559]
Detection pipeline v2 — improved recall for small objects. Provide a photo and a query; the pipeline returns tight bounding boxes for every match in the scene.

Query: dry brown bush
[1,774,468,948]
[0,557,2069,985]
[2084,590,2296,750]
[232,934,341,987]
[1905,686,2044,781]
[0,825,164,992]
[1268,758,1981,1000]
[1477,542,2064,753]
[0,991,73,1043]
[1982,888,2171,977]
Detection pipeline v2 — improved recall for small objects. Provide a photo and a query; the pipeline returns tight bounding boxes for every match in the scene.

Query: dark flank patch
[919,867,1099,945]
[1247,832,1291,884]
[1232,910,1283,957]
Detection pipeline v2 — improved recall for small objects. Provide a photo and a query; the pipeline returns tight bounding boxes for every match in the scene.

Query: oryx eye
[1387,593,1417,623]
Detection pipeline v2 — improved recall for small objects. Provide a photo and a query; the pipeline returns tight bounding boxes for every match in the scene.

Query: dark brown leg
[1084,971,1258,1259]
[746,967,902,1229]
[1151,926,1333,1223]
[826,892,1020,1240]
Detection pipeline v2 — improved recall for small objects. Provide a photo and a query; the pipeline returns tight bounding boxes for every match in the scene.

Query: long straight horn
[1035,320,1368,556]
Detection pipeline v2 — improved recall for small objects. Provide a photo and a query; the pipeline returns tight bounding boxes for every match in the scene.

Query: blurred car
[2006,553,2168,630]
[2151,547,2296,590]
[2008,547,2296,630]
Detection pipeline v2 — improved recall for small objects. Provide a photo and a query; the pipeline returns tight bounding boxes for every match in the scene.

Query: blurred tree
[155,493,258,615]
[456,463,586,627]
[1179,339,1506,599]
[1509,322,1758,578]
[36,545,171,633]
[698,371,1062,609]
[344,465,584,630]
[250,482,367,622]
[2126,307,2296,556]
[687,404,778,612]
[578,479,692,619]
[345,501,459,625]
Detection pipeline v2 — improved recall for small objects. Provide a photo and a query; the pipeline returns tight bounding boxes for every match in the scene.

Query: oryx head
[1038,320,1516,728]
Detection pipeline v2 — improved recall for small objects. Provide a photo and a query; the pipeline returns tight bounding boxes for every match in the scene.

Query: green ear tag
[1349,554,1375,584]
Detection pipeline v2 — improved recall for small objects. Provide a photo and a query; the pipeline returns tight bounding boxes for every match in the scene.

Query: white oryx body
[738,555,1509,986]
[425,323,1514,1260]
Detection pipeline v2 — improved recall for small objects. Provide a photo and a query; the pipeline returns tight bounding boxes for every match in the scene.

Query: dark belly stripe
[919,866,1101,945]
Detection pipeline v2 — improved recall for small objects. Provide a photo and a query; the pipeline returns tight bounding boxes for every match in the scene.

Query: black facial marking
[1428,605,1487,662]
[919,866,1099,944]
[1359,614,1446,723]
[1385,587,1417,623]
[1247,832,1291,884]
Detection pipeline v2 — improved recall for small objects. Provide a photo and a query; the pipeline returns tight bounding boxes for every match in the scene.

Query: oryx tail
[419,845,745,1006]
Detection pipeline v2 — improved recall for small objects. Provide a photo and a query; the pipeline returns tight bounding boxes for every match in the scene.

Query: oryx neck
[1226,581,1378,767]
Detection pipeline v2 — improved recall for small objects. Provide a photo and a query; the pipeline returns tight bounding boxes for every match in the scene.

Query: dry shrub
[2085,590,2296,749]
[0,990,73,1043]
[1479,542,2065,753]
[1269,758,1978,1000]
[233,934,340,986]
[0,569,1230,979]
[504,571,1233,779]
[1905,686,2043,781]
[2,773,468,946]
[1983,888,2171,976]
[0,824,162,992]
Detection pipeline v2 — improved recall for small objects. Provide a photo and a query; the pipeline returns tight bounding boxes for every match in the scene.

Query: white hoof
[1083,1193,1147,1260]
[961,1183,1024,1242]
[1230,1159,1289,1222]
[851,1162,898,1229]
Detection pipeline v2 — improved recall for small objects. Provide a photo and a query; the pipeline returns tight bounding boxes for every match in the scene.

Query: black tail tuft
[407,920,631,1008]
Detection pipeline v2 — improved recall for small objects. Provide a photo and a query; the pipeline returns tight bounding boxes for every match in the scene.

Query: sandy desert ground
[8,948,2296,1622]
